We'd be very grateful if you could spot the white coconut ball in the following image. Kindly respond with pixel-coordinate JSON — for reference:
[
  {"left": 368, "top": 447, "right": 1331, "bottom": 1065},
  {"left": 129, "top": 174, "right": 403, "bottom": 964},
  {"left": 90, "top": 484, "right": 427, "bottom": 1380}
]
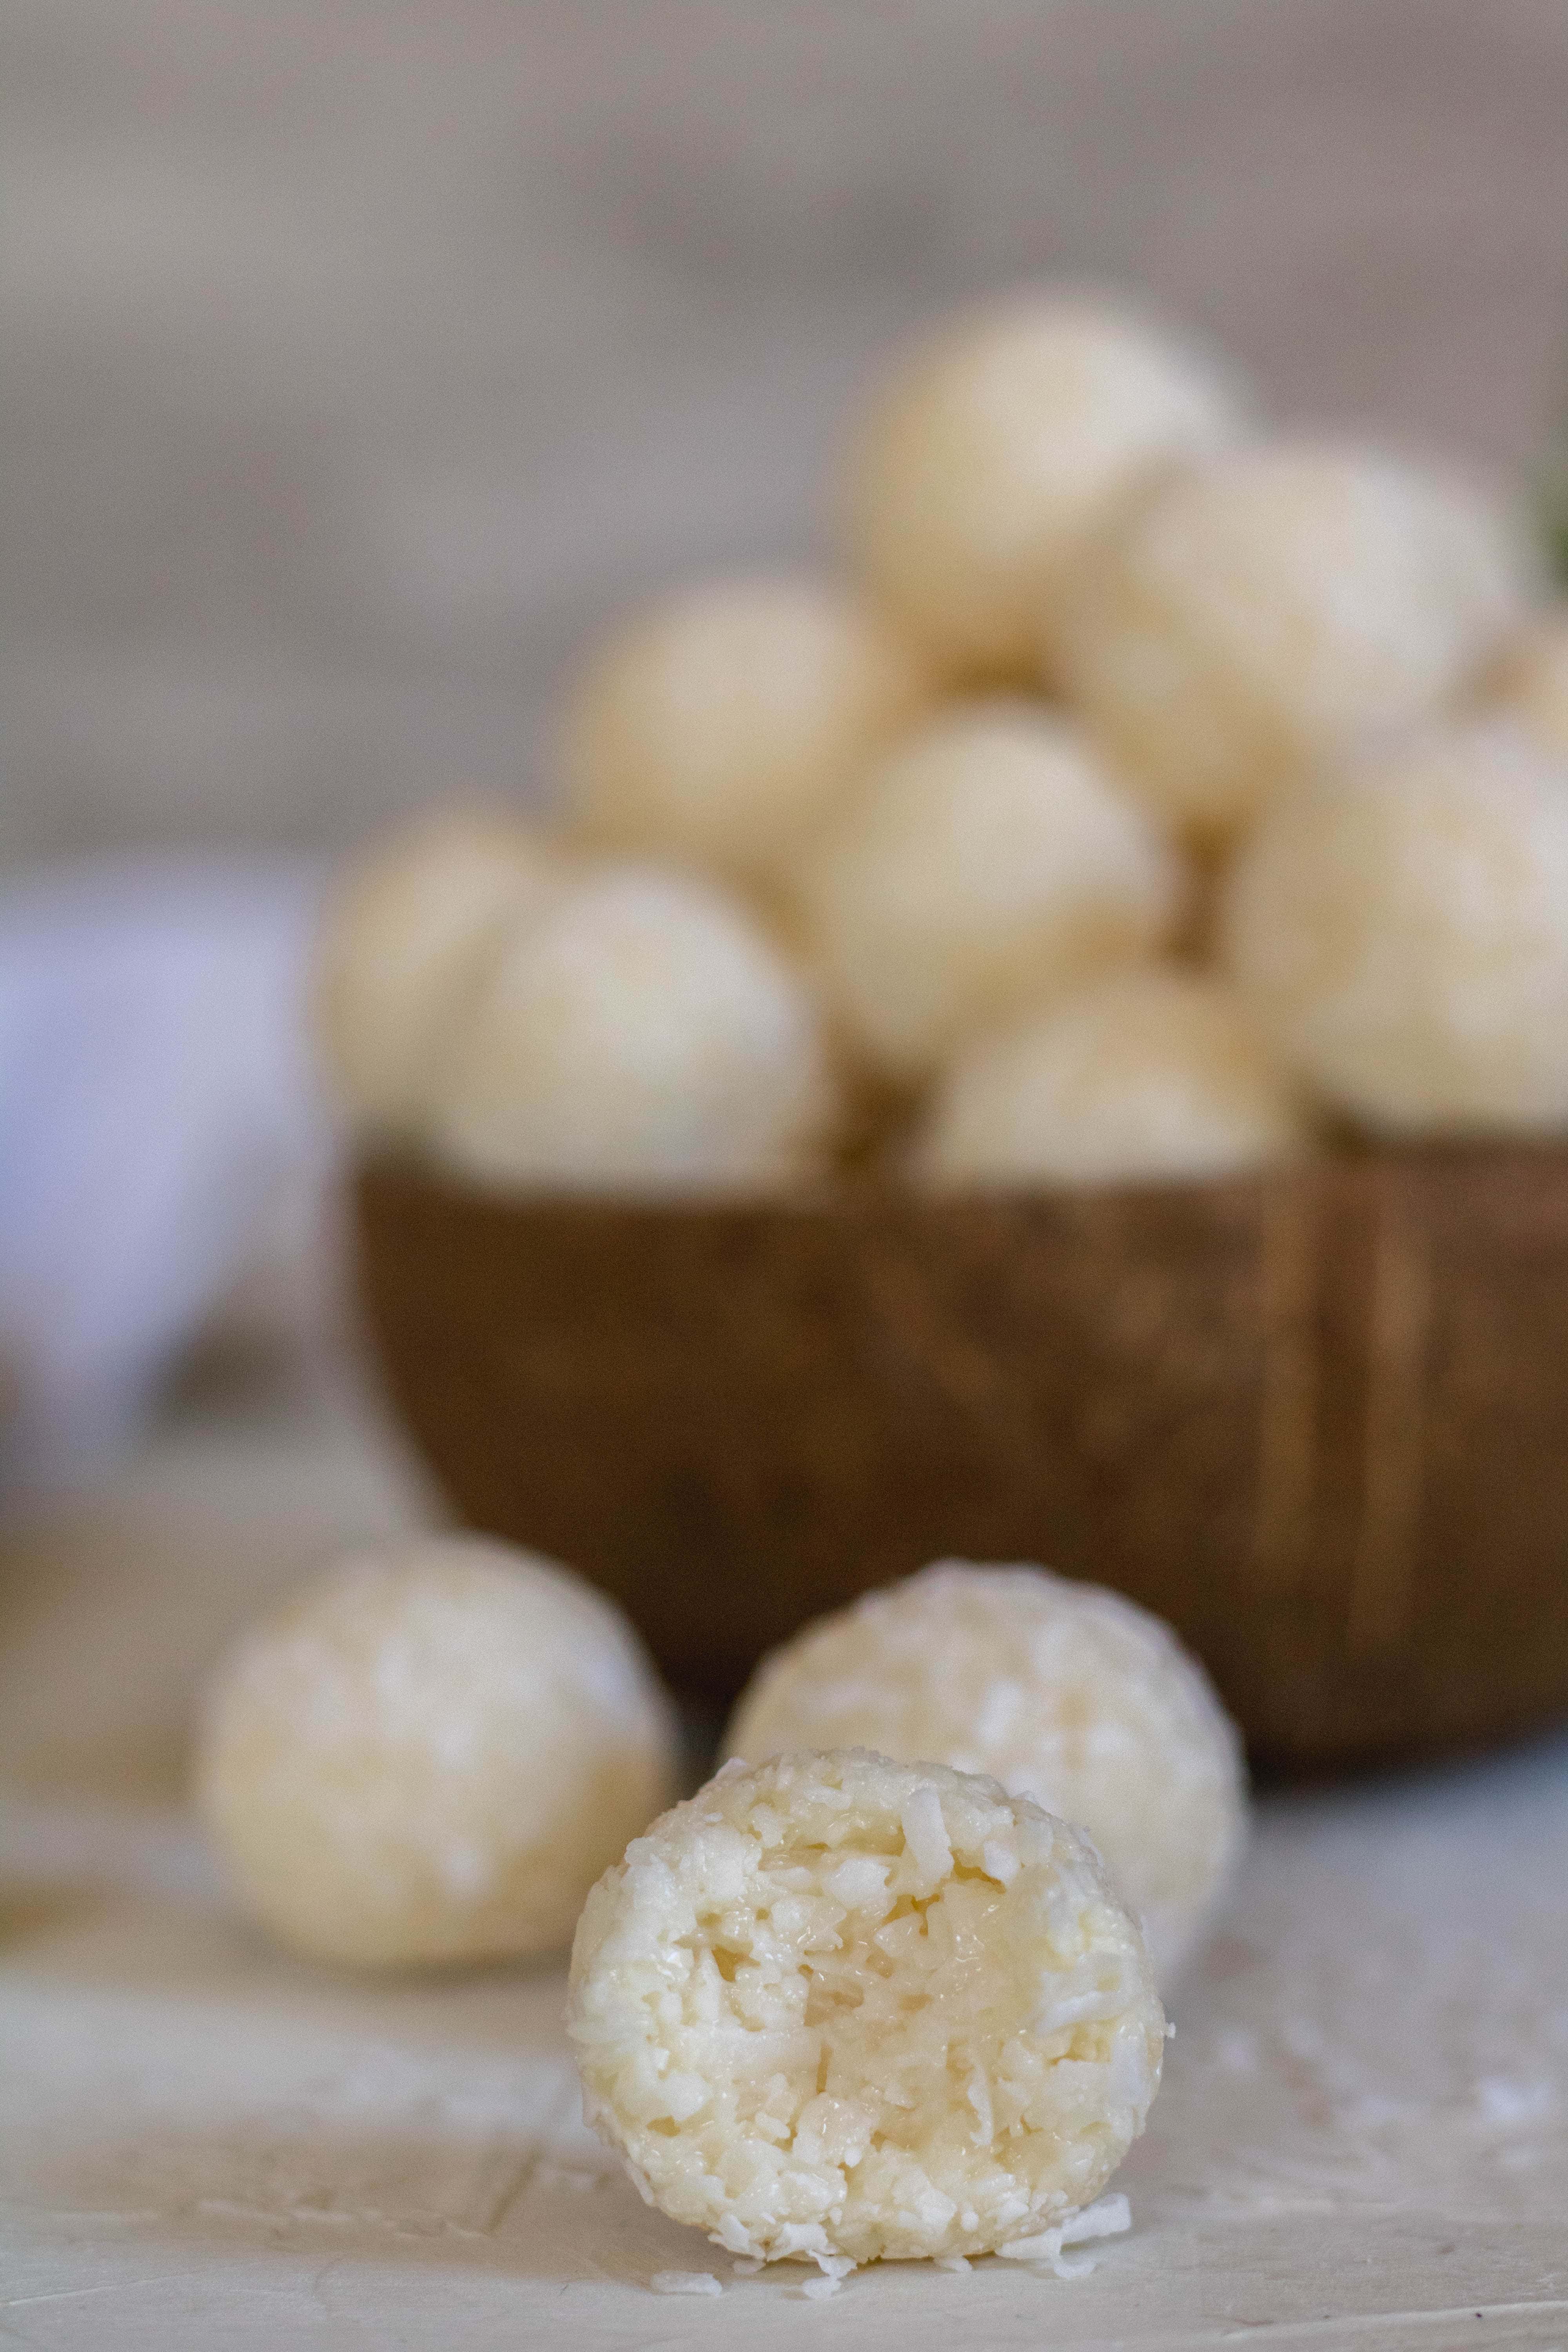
[
  {"left": 195, "top": 1534, "right": 679, "bottom": 1969},
  {"left": 1053, "top": 443, "right": 1537, "bottom": 838},
  {"left": 1220, "top": 719, "right": 1568, "bottom": 1135},
  {"left": 314, "top": 809, "right": 563, "bottom": 1141},
  {"left": 561, "top": 576, "right": 931, "bottom": 891},
  {"left": 912, "top": 967, "right": 1306, "bottom": 1189},
  {"left": 793, "top": 702, "right": 1180, "bottom": 1080},
  {"left": 568, "top": 1748, "right": 1164, "bottom": 2270},
  {"left": 1488, "top": 609, "right": 1568, "bottom": 762},
  {"left": 725, "top": 1564, "right": 1245, "bottom": 1985},
  {"left": 842, "top": 293, "right": 1240, "bottom": 681},
  {"left": 431, "top": 863, "right": 837, "bottom": 1192}
]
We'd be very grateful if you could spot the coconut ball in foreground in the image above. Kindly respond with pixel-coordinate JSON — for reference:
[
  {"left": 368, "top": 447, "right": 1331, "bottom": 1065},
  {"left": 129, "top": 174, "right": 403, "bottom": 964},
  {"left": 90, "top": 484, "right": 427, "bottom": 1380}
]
[
  {"left": 196, "top": 1534, "right": 678, "bottom": 1969},
  {"left": 726, "top": 1564, "right": 1246, "bottom": 1985},
  {"left": 431, "top": 864, "right": 837, "bottom": 1191},
  {"left": 1053, "top": 443, "right": 1536, "bottom": 839},
  {"left": 568, "top": 1749, "right": 1164, "bottom": 2270},
  {"left": 793, "top": 702, "right": 1180, "bottom": 1081},
  {"left": 912, "top": 967, "right": 1306, "bottom": 1189},
  {"left": 1488, "top": 608, "right": 1568, "bottom": 762},
  {"left": 1220, "top": 720, "right": 1568, "bottom": 1135},
  {"left": 314, "top": 809, "right": 564, "bottom": 1140},
  {"left": 842, "top": 293, "right": 1240, "bottom": 682},
  {"left": 561, "top": 575, "right": 931, "bottom": 893}
]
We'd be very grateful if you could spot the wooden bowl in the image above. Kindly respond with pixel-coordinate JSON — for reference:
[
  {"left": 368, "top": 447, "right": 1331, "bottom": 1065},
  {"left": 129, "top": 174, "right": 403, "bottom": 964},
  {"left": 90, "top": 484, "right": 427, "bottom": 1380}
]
[{"left": 354, "top": 1147, "right": 1568, "bottom": 1771}]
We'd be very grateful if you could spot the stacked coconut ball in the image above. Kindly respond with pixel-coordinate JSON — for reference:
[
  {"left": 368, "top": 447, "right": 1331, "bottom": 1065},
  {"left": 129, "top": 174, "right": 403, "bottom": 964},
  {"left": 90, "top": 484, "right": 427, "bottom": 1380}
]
[{"left": 315, "top": 290, "right": 1568, "bottom": 1189}]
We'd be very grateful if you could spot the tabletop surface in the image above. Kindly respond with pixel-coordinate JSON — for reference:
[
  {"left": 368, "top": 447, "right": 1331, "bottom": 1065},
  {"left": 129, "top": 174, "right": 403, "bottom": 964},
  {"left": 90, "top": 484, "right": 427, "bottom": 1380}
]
[{"left": 2, "top": 1372, "right": 1565, "bottom": 2350}]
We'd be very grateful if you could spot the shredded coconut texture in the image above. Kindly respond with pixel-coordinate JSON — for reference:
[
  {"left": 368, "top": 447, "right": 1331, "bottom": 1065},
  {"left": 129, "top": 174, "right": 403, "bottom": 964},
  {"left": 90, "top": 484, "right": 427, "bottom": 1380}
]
[
  {"left": 196, "top": 1535, "right": 678, "bottom": 1968},
  {"left": 430, "top": 863, "right": 838, "bottom": 1193},
  {"left": 911, "top": 966, "right": 1306, "bottom": 1187},
  {"left": 314, "top": 809, "right": 564, "bottom": 1140},
  {"left": 1220, "top": 718, "right": 1568, "bottom": 1134},
  {"left": 725, "top": 1564, "right": 1247, "bottom": 1985},
  {"left": 561, "top": 575, "right": 932, "bottom": 891},
  {"left": 793, "top": 701, "right": 1179, "bottom": 1080},
  {"left": 842, "top": 294, "right": 1240, "bottom": 682},
  {"left": 567, "top": 1749, "right": 1164, "bottom": 2269},
  {"left": 1053, "top": 442, "right": 1535, "bottom": 838}
]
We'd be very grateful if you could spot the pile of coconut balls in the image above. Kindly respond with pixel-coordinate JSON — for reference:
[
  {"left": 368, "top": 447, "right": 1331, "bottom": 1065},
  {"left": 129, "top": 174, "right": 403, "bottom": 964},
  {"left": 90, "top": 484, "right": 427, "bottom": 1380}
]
[
  {"left": 318, "top": 290, "right": 1568, "bottom": 1190},
  {"left": 196, "top": 1539, "right": 1244, "bottom": 2278}
]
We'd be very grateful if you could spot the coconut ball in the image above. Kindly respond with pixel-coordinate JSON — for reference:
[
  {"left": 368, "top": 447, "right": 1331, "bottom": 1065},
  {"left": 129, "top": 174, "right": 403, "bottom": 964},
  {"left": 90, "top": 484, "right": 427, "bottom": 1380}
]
[
  {"left": 842, "top": 294, "right": 1240, "bottom": 682},
  {"left": 912, "top": 967, "right": 1306, "bottom": 1189},
  {"left": 726, "top": 1565, "right": 1245, "bottom": 1985},
  {"left": 314, "top": 810, "right": 563, "bottom": 1141},
  {"left": 1220, "top": 719, "right": 1568, "bottom": 1135},
  {"left": 561, "top": 576, "right": 931, "bottom": 892},
  {"left": 431, "top": 864, "right": 837, "bottom": 1192},
  {"left": 568, "top": 1749, "right": 1163, "bottom": 2270},
  {"left": 1053, "top": 443, "right": 1537, "bottom": 839},
  {"left": 793, "top": 702, "right": 1180, "bottom": 1081},
  {"left": 195, "top": 1534, "right": 678, "bottom": 1969},
  {"left": 1489, "top": 609, "right": 1568, "bottom": 762}
]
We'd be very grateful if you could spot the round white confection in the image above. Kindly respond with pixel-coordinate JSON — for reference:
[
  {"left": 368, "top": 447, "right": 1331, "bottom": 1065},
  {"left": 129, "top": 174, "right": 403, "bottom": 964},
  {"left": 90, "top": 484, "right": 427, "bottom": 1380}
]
[
  {"left": 561, "top": 576, "right": 931, "bottom": 890},
  {"left": 1053, "top": 443, "right": 1537, "bottom": 838},
  {"left": 196, "top": 1535, "right": 678, "bottom": 1968},
  {"left": 726, "top": 1565, "right": 1245, "bottom": 1984},
  {"left": 314, "top": 810, "right": 563, "bottom": 1140},
  {"left": 431, "top": 864, "right": 837, "bottom": 1192},
  {"left": 567, "top": 1748, "right": 1164, "bottom": 2268},
  {"left": 1488, "top": 610, "right": 1568, "bottom": 762},
  {"left": 793, "top": 702, "right": 1180, "bottom": 1080},
  {"left": 911, "top": 967, "right": 1305, "bottom": 1188},
  {"left": 842, "top": 294, "right": 1240, "bottom": 681},
  {"left": 1220, "top": 719, "right": 1568, "bottom": 1134}
]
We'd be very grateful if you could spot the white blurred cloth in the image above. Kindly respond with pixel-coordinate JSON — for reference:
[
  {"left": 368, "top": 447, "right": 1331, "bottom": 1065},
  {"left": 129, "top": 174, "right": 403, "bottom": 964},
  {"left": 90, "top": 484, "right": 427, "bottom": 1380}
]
[{"left": 0, "top": 858, "right": 335, "bottom": 1485}]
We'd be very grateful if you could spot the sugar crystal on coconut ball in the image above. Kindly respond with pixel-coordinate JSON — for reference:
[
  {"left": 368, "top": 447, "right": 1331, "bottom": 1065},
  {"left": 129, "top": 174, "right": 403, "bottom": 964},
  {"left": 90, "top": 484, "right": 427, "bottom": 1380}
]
[
  {"left": 432, "top": 863, "right": 837, "bottom": 1191},
  {"left": 726, "top": 1565, "right": 1245, "bottom": 1985},
  {"left": 195, "top": 1535, "right": 679, "bottom": 1969},
  {"left": 568, "top": 1749, "right": 1164, "bottom": 2270},
  {"left": 1053, "top": 443, "right": 1537, "bottom": 839},
  {"left": 561, "top": 575, "right": 931, "bottom": 891},
  {"left": 912, "top": 967, "right": 1306, "bottom": 1188},
  {"left": 842, "top": 294, "right": 1240, "bottom": 682},
  {"left": 793, "top": 702, "right": 1180, "bottom": 1080},
  {"left": 1488, "top": 608, "right": 1568, "bottom": 762},
  {"left": 1220, "top": 719, "right": 1568, "bottom": 1135},
  {"left": 315, "top": 809, "right": 564, "bottom": 1140}
]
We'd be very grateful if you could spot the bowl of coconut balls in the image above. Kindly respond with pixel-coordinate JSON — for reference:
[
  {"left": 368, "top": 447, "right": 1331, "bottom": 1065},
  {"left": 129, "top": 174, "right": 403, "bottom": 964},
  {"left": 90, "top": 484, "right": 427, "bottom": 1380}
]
[{"left": 318, "top": 289, "right": 1568, "bottom": 1774}]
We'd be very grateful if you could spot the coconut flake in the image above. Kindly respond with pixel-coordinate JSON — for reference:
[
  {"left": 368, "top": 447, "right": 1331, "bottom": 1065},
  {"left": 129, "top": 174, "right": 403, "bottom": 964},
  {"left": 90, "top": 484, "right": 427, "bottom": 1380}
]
[
  {"left": 650, "top": 2270, "right": 723, "bottom": 2295},
  {"left": 900, "top": 1783, "right": 953, "bottom": 1882}
]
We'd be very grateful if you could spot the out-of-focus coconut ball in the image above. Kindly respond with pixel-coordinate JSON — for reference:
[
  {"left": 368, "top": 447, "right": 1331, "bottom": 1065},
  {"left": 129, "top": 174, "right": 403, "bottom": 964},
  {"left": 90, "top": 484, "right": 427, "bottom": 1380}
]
[
  {"left": 842, "top": 294, "right": 1240, "bottom": 682},
  {"left": 195, "top": 1534, "right": 679, "bottom": 1969},
  {"left": 432, "top": 864, "right": 837, "bottom": 1191},
  {"left": 912, "top": 967, "right": 1306, "bottom": 1188},
  {"left": 1053, "top": 443, "right": 1537, "bottom": 839},
  {"left": 561, "top": 576, "right": 931, "bottom": 891},
  {"left": 569, "top": 1749, "right": 1164, "bottom": 2270},
  {"left": 1488, "top": 609, "right": 1568, "bottom": 762},
  {"left": 725, "top": 1563, "right": 1245, "bottom": 1985},
  {"left": 1220, "top": 720, "right": 1568, "bottom": 1134},
  {"left": 793, "top": 702, "right": 1180, "bottom": 1081},
  {"left": 315, "top": 810, "right": 563, "bottom": 1140}
]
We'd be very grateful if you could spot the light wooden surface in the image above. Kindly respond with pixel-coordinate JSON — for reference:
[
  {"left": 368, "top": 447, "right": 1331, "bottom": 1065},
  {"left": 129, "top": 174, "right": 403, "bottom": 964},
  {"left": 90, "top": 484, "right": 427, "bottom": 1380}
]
[{"left": 2, "top": 1376, "right": 1566, "bottom": 2347}]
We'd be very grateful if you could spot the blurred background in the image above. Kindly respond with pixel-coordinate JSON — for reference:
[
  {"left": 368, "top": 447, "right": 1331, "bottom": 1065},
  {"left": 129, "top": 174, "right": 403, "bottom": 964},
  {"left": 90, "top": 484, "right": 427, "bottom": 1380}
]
[
  {"left": 6, "top": 0, "right": 1568, "bottom": 864},
  {"left": 4, "top": 0, "right": 1568, "bottom": 1474}
]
